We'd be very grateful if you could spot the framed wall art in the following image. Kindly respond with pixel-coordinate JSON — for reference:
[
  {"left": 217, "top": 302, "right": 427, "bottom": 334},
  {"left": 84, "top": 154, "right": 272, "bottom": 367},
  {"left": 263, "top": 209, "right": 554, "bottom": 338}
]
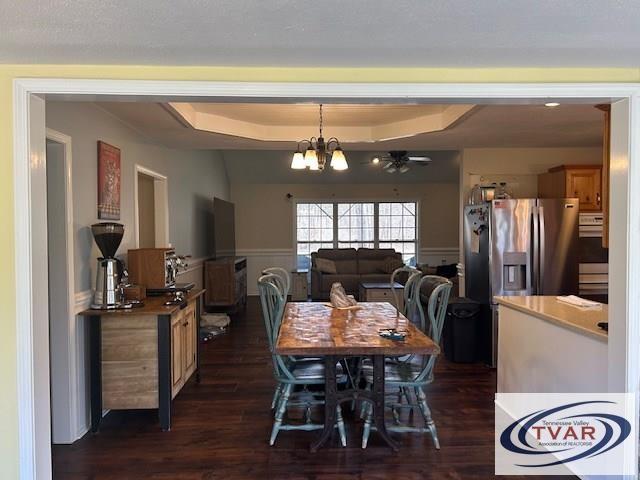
[{"left": 97, "top": 140, "right": 121, "bottom": 220}]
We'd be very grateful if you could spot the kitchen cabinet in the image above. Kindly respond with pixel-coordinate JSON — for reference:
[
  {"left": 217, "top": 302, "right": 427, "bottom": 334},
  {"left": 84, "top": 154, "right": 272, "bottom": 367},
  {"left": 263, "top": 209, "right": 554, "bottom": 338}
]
[
  {"left": 596, "top": 104, "right": 611, "bottom": 248},
  {"left": 81, "top": 290, "right": 204, "bottom": 432},
  {"left": 538, "top": 165, "right": 602, "bottom": 212},
  {"left": 171, "top": 302, "right": 197, "bottom": 398}
]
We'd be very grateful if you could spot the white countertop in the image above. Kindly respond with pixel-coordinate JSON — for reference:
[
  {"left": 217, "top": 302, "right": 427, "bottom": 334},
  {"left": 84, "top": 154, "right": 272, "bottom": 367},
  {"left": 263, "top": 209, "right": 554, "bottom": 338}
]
[{"left": 495, "top": 296, "right": 608, "bottom": 342}]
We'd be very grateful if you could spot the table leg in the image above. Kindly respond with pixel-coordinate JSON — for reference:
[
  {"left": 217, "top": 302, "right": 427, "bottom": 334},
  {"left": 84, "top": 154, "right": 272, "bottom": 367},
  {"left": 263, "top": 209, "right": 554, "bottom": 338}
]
[
  {"left": 157, "top": 314, "right": 172, "bottom": 432},
  {"left": 89, "top": 316, "right": 102, "bottom": 433},
  {"left": 371, "top": 354, "right": 399, "bottom": 451},
  {"left": 310, "top": 355, "right": 338, "bottom": 452}
]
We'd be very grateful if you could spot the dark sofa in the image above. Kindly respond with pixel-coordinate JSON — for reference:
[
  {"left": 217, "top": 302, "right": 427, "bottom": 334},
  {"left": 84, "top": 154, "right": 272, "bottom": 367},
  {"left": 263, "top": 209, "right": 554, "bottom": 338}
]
[{"left": 310, "top": 248, "right": 402, "bottom": 300}]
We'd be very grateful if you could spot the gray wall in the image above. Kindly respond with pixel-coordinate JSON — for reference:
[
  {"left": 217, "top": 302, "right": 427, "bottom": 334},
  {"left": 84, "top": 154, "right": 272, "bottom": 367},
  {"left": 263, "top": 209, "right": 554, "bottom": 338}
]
[{"left": 46, "top": 102, "right": 230, "bottom": 293}]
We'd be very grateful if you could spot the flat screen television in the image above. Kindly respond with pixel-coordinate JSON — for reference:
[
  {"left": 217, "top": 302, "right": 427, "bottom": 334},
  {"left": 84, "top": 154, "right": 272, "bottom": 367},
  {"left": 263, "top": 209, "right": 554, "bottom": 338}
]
[{"left": 211, "top": 198, "right": 236, "bottom": 259}]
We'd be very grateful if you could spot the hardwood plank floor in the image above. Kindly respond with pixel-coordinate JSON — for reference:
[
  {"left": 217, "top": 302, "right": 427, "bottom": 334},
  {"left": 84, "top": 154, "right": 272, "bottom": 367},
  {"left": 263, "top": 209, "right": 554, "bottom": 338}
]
[{"left": 52, "top": 298, "right": 569, "bottom": 479}]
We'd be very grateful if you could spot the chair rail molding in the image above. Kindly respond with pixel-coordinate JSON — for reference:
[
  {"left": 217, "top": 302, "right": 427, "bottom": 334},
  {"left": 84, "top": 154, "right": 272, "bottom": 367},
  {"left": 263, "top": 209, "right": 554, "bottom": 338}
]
[
  {"left": 12, "top": 78, "right": 640, "bottom": 479},
  {"left": 236, "top": 249, "right": 295, "bottom": 295}
]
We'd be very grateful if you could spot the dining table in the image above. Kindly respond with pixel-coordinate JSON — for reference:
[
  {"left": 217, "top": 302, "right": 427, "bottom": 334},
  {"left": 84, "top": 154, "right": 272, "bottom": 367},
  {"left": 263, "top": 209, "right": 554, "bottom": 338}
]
[{"left": 275, "top": 301, "right": 440, "bottom": 451}]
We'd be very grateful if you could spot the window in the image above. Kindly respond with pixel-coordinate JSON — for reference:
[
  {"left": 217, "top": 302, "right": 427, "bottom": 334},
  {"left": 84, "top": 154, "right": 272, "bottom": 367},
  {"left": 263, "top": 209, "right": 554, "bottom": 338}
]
[
  {"left": 338, "top": 203, "right": 375, "bottom": 250},
  {"left": 378, "top": 202, "right": 417, "bottom": 265},
  {"left": 295, "top": 201, "right": 418, "bottom": 269},
  {"left": 296, "top": 203, "right": 334, "bottom": 270}
]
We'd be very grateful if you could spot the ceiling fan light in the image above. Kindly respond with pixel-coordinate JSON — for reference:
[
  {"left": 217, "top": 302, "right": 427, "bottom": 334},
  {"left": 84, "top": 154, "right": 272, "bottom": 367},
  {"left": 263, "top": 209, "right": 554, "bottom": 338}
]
[
  {"left": 290, "top": 150, "right": 306, "bottom": 169},
  {"left": 372, "top": 157, "right": 380, "bottom": 164},
  {"left": 330, "top": 148, "right": 348, "bottom": 170},
  {"left": 305, "top": 147, "right": 319, "bottom": 170}
]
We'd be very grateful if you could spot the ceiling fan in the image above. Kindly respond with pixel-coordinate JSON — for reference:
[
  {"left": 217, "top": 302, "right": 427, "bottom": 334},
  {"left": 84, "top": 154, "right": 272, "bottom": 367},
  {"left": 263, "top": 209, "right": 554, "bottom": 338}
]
[{"left": 370, "top": 151, "right": 432, "bottom": 173}]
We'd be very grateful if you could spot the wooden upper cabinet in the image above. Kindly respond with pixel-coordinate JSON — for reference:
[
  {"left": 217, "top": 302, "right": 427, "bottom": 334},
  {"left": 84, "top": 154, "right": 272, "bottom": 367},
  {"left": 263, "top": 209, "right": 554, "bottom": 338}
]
[
  {"left": 538, "top": 165, "right": 603, "bottom": 212},
  {"left": 564, "top": 166, "right": 602, "bottom": 211}
]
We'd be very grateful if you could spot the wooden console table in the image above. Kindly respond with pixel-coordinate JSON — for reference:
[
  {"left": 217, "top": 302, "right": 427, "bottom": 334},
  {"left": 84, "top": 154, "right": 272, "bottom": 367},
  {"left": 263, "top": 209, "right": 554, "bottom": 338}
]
[{"left": 80, "top": 289, "right": 205, "bottom": 432}]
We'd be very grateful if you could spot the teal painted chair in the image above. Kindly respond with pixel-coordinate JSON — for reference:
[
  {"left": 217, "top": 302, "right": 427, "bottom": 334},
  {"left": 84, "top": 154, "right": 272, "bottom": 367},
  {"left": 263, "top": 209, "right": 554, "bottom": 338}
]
[
  {"left": 258, "top": 273, "right": 347, "bottom": 446},
  {"left": 357, "top": 267, "right": 422, "bottom": 419},
  {"left": 262, "top": 266, "right": 323, "bottom": 410},
  {"left": 360, "top": 274, "right": 452, "bottom": 449},
  {"left": 262, "top": 267, "right": 290, "bottom": 297}
]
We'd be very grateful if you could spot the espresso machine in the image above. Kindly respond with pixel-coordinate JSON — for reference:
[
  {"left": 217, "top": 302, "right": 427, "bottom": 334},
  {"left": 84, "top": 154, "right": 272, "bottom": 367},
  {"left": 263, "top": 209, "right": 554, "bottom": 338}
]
[{"left": 91, "top": 222, "right": 137, "bottom": 309}]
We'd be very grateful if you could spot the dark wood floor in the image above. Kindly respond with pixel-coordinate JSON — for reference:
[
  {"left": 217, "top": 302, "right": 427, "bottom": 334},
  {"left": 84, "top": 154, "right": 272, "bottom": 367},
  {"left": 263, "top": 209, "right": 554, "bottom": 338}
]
[{"left": 53, "top": 298, "right": 564, "bottom": 479}]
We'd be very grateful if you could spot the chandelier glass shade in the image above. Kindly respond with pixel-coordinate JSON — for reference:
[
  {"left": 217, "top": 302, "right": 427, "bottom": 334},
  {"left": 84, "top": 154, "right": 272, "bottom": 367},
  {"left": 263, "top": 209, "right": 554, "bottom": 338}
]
[{"left": 290, "top": 104, "right": 348, "bottom": 171}]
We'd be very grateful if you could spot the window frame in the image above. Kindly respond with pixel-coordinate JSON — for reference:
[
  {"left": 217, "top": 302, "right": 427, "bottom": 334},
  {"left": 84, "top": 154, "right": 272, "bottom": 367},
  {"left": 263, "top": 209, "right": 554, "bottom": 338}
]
[{"left": 293, "top": 197, "right": 420, "bottom": 269}]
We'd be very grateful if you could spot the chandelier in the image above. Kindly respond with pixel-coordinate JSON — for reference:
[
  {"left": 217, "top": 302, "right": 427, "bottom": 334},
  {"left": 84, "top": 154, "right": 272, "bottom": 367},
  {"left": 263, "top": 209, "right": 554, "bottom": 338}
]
[{"left": 290, "top": 104, "right": 348, "bottom": 171}]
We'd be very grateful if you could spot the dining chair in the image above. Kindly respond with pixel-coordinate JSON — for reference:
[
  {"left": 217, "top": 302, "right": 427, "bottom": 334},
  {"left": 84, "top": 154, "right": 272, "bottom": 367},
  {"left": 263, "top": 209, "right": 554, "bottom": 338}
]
[
  {"left": 262, "top": 267, "right": 291, "bottom": 298},
  {"left": 258, "top": 273, "right": 347, "bottom": 446},
  {"left": 360, "top": 274, "right": 452, "bottom": 449},
  {"left": 263, "top": 266, "right": 322, "bottom": 404},
  {"left": 390, "top": 265, "right": 423, "bottom": 319},
  {"left": 356, "top": 267, "right": 423, "bottom": 419}
]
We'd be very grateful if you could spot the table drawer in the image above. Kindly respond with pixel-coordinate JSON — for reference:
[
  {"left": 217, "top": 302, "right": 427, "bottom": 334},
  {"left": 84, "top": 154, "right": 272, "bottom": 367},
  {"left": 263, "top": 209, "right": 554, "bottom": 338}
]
[{"left": 366, "top": 289, "right": 393, "bottom": 301}]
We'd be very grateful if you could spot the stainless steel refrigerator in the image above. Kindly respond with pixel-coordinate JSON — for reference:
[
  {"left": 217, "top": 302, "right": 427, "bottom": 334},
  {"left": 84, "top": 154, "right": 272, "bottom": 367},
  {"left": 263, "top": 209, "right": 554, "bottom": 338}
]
[{"left": 463, "top": 198, "right": 579, "bottom": 366}]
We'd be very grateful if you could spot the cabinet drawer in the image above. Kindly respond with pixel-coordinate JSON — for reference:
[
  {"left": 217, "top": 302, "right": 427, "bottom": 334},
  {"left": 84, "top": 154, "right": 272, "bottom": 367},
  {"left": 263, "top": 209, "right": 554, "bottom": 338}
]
[{"left": 366, "top": 289, "right": 392, "bottom": 301}]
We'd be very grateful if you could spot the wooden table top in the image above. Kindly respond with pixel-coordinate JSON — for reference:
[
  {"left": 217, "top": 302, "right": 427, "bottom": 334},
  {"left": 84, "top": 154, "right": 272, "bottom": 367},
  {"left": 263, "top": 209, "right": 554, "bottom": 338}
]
[
  {"left": 79, "top": 289, "right": 205, "bottom": 317},
  {"left": 275, "top": 302, "right": 440, "bottom": 356}
]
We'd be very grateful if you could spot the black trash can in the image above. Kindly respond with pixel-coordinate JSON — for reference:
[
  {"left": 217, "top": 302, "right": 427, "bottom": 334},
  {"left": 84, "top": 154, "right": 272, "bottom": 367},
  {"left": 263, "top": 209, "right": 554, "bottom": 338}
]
[{"left": 443, "top": 297, "right": 481, "bottom": 363}]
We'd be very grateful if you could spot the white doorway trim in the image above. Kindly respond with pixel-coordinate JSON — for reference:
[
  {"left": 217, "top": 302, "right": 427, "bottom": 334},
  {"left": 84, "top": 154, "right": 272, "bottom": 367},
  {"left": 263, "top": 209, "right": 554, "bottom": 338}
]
[
  {"left": 133, "top": 164, "right": 169, "bottom": 248},
  {"left": 13, "top": 79, "right": 640, "bottom": 479},
  {"left": 45, "top": 128, "right": 80, "bottom": 444}
]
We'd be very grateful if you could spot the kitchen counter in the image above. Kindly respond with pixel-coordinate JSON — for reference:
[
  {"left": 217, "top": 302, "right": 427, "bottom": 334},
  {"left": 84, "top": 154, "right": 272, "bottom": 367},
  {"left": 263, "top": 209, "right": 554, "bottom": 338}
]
[
  {"left": 80, "top": 289, "right": 205, "bottom": 432},
  {"left": 494, "top": 295, "right": 607, "bottom": 342},
  {"left": 496, "top": 295, "right": 608, "bottom": 393}
]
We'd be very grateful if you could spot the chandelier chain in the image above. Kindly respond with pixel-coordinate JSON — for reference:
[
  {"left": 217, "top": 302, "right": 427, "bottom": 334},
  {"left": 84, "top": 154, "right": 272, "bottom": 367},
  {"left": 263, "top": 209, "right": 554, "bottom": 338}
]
[{"left": 319, "top": 104, "right": 323, "bottom": 138}]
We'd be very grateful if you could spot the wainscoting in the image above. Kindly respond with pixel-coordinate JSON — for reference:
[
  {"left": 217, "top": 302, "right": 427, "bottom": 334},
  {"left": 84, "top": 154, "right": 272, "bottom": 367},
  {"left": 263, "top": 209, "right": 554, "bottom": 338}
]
[
  {"left": 238, "top": 248, "right": 459, "bottom": 296},
  {"left": 237, "top": 249, "right": 295, "bottom": 296}
]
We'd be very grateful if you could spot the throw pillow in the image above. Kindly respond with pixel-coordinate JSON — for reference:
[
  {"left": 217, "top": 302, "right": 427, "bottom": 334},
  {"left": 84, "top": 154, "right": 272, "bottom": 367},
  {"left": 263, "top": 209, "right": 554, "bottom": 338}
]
[
  {"left": 379, "top": 256, "right": 405, "bottom": 274},
  {"left": 315, "top": 257, "right": 338, "bottom": 274}
]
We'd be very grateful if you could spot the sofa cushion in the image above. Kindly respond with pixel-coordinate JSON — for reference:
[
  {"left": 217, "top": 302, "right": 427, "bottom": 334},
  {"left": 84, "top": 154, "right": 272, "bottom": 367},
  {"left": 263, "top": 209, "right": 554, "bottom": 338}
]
[
  {"left": 357, "top": 248, "right": 400, "bottom": 274},
  {"left": 313, "top": 248, "right": 358, "bottom": 274},
  {"left": 315, "top": 257, "right": 337, "bottom": 274},
  {"left": 360, "top": 273, "right": 393, "bottom": 284},
  {"left": 379, "top": 256, "right": 406, "bottom": 274},
  {"left": 321, "top": 274, "right": 360, "bottom": 295}
]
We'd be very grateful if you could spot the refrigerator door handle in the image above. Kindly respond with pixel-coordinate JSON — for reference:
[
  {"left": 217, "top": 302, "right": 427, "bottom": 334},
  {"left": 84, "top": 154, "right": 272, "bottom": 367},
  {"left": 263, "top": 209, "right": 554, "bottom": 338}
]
[
  {"left": 532, "top": 206, "right": 539, "bottom": 294},
  {"left": 538, "top": 205, "right": 545, "bottom": 294}
]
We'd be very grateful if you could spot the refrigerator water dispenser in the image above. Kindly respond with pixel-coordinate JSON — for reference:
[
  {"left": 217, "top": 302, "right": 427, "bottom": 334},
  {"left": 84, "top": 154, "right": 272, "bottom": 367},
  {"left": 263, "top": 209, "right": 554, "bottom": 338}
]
[{"left": 502, "top": 252, "right": 527, "bottom": 291}]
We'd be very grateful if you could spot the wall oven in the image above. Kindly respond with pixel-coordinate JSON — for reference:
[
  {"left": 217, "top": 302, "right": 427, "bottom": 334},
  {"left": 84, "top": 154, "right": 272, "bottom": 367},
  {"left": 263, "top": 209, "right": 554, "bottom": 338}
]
[{"left": 578, "top": 213, "right": 608, "bottom": 303}]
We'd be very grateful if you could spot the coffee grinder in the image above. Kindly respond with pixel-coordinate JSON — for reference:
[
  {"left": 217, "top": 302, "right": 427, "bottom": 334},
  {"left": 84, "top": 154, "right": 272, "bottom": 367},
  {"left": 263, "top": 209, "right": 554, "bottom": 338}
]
[{"left": 91, "top": 222, "right": 130, "bottom": 309}]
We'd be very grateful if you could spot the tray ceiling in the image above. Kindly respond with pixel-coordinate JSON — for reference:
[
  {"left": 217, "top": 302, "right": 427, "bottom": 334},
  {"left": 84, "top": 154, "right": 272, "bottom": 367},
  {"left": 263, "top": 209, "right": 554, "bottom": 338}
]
[{"left": 92, "top": 101, "right": 604, "bottom": 150}]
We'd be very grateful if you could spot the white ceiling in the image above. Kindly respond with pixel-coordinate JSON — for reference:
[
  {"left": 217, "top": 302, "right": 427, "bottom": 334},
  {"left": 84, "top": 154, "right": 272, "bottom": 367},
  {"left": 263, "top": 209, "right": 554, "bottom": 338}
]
[
  {"left": 2, "top": 1, "right": 640, "bottom": 66},
  {"left": 93, "top": 101, "right": 604, "bottom": 150}
]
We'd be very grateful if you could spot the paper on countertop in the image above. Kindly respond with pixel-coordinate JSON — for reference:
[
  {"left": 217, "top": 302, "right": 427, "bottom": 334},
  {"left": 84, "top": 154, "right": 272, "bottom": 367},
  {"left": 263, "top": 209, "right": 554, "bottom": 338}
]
[
  {"left": 556, "top": 295, "right": 603, "bottom": 310},
  {"left": 471, "top": 232, "right": 480, "bottom": 254}
]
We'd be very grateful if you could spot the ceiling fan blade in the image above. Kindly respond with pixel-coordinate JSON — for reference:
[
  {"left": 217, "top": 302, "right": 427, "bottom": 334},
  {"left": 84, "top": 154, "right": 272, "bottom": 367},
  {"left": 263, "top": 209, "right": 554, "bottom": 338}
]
[
  {"left": 382, "top": 161, "right": 394, "bottom": 170},
  {"left": 407, "top": 156, "right": 431, "bottom": 163}
]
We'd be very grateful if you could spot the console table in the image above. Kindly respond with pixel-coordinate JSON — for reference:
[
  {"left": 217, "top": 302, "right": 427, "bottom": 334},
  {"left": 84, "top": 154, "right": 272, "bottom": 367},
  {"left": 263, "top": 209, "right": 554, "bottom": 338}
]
[{"left": 80, "top": 289, "right": 204, "bottom": 432}]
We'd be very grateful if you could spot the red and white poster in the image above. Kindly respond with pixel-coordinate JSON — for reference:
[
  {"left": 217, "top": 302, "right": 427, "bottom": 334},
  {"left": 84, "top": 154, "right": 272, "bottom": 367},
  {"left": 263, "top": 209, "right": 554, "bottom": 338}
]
[{"left": 97, "top": 141, "right": 121, "bottom": 220}]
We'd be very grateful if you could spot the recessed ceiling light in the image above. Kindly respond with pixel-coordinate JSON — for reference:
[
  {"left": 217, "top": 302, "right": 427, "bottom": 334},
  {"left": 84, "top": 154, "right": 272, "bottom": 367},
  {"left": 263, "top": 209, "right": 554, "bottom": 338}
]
[{"left": 545, "top": 102, "right": 560, "bottom": 107}]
